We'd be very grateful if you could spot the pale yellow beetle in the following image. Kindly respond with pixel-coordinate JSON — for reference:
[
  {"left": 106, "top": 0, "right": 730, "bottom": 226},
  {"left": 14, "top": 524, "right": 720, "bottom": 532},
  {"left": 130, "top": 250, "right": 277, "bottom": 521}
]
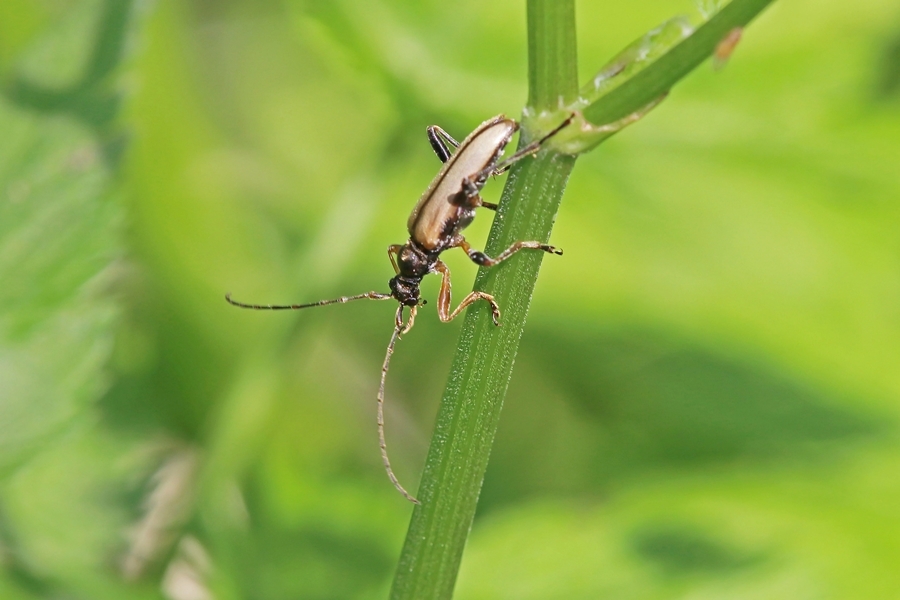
[{"left": 227, "top": 113, "right": 573, "bottom": 503}]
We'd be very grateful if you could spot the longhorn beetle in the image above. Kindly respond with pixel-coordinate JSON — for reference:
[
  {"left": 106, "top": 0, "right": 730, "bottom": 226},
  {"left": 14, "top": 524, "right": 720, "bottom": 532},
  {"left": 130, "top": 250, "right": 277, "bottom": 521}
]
[{"left": 226, "top": 113, "right": 573, "bottom": 503}]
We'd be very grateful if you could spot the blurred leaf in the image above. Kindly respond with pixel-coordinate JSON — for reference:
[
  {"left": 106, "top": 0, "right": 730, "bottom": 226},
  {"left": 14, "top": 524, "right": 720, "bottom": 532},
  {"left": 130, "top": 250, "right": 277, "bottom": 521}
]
[
  {"left": 541, "top": 35, "right": 900, "bottom": 413},
  {"left": 6, "top": 0, "right": 105, "bottom": 90},
  {"left": 878, "top": 26, "right": 900, "bottom": 98},
  {"left": 3, "top": 424, "right": 163, "bottom": 600},
  {"left": 0, "top": 0, "right": 149, "bottom": 597},
  {"left": 0, "top": 93, "right": 157, "bottom": 596},
  {"left": 0, "top": 0, "right": 50, "bottom": 75},
  {"left": 480, "top": 327, "right": 888, "bottom": 507},
  {"left": 0, "top": 98, "right": 118, "bottom": 473},
  {"left": 290, "top": 0, "right": 528, "bottom": 122},
  {"left": 457, "top": 450, "right": 900, "bottom": 598},
  {"left": 4, "top": 0, "right": 136, "bottom": 131}
]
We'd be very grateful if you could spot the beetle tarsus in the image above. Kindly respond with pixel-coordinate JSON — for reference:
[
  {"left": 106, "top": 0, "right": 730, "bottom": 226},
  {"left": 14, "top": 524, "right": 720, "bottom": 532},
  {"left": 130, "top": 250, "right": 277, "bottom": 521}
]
[
  {"left": 459, "top": 239, "right": 563, "bottom": 268},
  {"left": 489, "top": 303, "right": 501, "bottom": 327}
]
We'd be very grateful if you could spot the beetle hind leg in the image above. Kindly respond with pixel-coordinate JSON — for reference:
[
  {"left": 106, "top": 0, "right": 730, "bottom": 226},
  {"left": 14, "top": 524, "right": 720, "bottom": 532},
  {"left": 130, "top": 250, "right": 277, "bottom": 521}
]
[
  {"left": 427, "top": 125, "right": 460, "bottom": 163},
  {"left": 458, "top": 238, "right": 562, "bottom": 268}
]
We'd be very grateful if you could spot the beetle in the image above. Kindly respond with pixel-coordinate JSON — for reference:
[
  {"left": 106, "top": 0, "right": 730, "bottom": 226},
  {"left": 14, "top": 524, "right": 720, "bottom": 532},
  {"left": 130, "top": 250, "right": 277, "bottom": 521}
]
[{"left": 226, "top": 113, "right": 573, "bottom": 503}]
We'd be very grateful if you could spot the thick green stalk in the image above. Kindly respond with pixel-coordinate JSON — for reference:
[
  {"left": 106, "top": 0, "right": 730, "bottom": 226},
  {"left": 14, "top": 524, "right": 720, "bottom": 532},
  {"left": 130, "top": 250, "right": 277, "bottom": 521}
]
[
  {"left": 527, "top": 0, "right": 578, "bottom": 109},
  {"left": 389, "top": 2, "right": 578, "bottom": 599},
  {"left": 390, "top": 0, "right": 779, "bottom": 597},
  {"left": 390, "top": 154, "right": 575, "bottom": 600}
]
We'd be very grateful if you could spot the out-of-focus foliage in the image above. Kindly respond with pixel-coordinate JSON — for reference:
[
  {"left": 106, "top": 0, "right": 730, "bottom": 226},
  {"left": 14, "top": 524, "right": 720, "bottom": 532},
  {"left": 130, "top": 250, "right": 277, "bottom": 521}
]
[{"left": 0, "top": 0, "right": 898, "bottom": 599}]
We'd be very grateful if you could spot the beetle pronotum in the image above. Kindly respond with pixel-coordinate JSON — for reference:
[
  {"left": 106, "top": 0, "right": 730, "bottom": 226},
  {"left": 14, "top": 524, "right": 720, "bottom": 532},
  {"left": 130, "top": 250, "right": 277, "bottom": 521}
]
[{"left": 226, "top": 114, "right": 573, "bottom": 503}]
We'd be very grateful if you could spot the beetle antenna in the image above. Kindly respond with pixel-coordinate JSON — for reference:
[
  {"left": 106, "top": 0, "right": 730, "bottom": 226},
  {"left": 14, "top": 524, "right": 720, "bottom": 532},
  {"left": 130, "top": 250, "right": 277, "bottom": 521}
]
[
  {"left": 225, "top": 291, "right": 393, "bottom": 310},
  {"left": 378, "top": 305, "right": 420, "bottom": 504}
]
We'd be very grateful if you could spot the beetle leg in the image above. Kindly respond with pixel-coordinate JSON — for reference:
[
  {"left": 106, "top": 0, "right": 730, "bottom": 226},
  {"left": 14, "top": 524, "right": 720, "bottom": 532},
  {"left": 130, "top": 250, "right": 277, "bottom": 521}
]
[
  {"left": 457, "top": 178, "right": 498, "bottom": 210},
  {"left": 461, "top": 192, "right": 497, "bottom": 211},
  {"left": 387, "top": 244, "right": 404, "bottom": 274},
  {"left": 458, "top": 238, "right": 562, "bottom": 268},
  {"left": 461, "top": 176, "right": 482, "bottom": 199},
  {"left": 427, "top": 125, "right": 460, "bottom": 163},
  {"left": 434, "top": 260, "right": 500, "bottom": 326},
  {"left": 429, "top": 120, "right": 516, "bottom": 175}
]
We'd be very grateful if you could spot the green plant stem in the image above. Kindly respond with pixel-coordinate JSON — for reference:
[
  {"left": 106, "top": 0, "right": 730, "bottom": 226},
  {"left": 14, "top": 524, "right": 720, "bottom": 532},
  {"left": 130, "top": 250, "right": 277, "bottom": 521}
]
[
  {"left": 391, "top": 151, "right": 576, "bottom": 600},
  {"left": 389, "top": 2, "right": 577, "bottom": 598},
  {"left": 527, "top": 0, "right": 578, "bottom": 109},
  {"left": 584, "top": 0, "right": 776, "bottom": 124},
  {"left": 390, "top": 0, "right": 779, "bottom": 597}
]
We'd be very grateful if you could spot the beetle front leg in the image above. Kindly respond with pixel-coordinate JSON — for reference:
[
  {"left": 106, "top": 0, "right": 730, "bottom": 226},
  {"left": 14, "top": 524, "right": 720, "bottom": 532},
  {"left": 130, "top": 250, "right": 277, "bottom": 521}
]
[
  {"left": 458, "top": 238, "right": 562, "bottom": 267},
  {"left": 434, "top": 260, "right": 500, "bottom": 326},
  {"left": 387, "top": 244, "right": 404, "bottom": 274}
]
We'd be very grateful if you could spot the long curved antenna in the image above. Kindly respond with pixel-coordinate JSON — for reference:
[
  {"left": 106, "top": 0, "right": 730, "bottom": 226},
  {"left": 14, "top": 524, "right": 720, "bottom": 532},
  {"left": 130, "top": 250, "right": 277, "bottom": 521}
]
[
  {"left": 378, "top": 305, "right": 420, "bottom": 504},
  {"left": 225, "top": 291, "right": 392, "bottom": 310}
]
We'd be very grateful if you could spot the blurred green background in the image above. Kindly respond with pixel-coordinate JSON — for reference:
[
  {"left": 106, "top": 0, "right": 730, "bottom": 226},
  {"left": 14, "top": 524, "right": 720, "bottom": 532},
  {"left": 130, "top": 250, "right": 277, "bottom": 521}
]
[{"left": 2, "top": 0, "right": 900, "bottom": 598}]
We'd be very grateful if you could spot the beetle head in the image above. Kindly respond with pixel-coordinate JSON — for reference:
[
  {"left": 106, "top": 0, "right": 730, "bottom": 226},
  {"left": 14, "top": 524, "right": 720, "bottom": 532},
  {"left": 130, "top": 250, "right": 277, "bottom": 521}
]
[{"left": 389, "top": 275, "right": 422, "bottom": 307}]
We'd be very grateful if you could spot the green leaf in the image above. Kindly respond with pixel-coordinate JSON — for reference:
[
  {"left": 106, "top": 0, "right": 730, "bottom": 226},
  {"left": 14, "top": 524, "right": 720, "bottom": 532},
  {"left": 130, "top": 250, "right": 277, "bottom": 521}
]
[
  {"left": 8, "top": 0, "right": 106, "bottom": 90},
  {"left": 0, "top": 99, "right": 118, "bottom": 473},
  {"left": 0, "top": 1, "right": 141, "bottom": 597},
  {"left": 534, "top": 0, "right": 777, "bottom": 154},
  {"left": 0, "top": 96, "right": 150, "bottom": 599},
  {"left": 582, "top": 0, "right": 776, "bottom": 126},
  {"left": 456, "top": 448, "right": 900, "bottom": 598}
]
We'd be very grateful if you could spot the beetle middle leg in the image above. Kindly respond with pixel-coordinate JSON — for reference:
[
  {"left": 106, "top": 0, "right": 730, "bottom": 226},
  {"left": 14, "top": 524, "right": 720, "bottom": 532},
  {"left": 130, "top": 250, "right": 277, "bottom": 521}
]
[
  {"left": 470, "top": 195, "right": 498, "bottom": 211},
  {"left": 434, "top": 260, "right": 501, "bottom": 326},
  {"left": 457, "top": 238, "right": 562, "bottom": 268}
]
